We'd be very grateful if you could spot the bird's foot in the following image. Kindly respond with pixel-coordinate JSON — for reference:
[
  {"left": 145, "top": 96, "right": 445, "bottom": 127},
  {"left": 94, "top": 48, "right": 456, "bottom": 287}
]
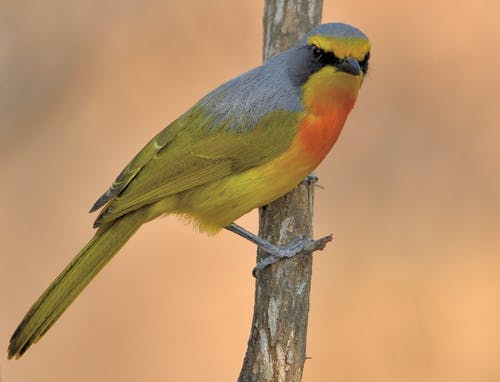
[
  {"left": 253, "top": 234, "right": 332, "bottom": 276},
  {"left": 225, "top": 223, "right": 332, "bottom": 277},
  {"left": 304, "top": 172, "right": 318, "bottom": 184},
  {"left": 303, "top": 172, "right": 325, "bottom": 189}
]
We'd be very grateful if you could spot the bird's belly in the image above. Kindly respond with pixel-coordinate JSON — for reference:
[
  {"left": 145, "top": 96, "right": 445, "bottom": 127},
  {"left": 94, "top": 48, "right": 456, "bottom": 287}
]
[{"left": 177, "top": 144, "right": 314, "bottom": 232}]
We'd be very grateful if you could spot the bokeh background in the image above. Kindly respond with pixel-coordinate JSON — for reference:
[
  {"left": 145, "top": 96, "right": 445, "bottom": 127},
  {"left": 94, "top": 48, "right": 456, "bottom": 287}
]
[{"left": 1, "top": 1, "right": 499, "bottom": 381}]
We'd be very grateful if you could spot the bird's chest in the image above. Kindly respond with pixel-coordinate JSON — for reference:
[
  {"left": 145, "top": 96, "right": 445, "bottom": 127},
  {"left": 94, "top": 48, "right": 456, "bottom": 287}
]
[
  {"left": 297, "top": 102, "right": 354, "bottom": 167},
  {"left": 297, "top": 68, "right": 361, "bottom": 166}
]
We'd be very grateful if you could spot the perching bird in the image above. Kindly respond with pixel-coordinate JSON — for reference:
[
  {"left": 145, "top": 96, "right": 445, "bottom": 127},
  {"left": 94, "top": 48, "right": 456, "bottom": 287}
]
[{"left": 8, "top": 22, "right": 370, "bottom": 359}]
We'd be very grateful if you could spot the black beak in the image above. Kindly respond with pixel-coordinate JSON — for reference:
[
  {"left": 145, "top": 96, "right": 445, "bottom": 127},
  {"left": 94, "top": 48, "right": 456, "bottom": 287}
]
[{"left": 336, "top": 56, "right": 361, "bottom": 76}]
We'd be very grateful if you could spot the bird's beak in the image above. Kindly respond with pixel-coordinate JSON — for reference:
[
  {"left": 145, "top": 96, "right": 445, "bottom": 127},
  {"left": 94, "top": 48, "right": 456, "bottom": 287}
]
[{"left": 336, "top": 56, "right": 361, "bottom": 76}]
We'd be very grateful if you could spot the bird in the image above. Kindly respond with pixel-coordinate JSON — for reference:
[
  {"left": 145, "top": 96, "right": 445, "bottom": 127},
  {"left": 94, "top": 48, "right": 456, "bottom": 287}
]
[{"left": 8, "top": 22, "right": 370, "bottom": 359}]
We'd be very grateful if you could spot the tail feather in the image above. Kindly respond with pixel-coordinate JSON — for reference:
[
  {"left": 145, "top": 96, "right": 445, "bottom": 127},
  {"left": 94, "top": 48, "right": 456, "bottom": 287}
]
[{"left": 8, "top": 213, "right": 143, "bottom": 359}]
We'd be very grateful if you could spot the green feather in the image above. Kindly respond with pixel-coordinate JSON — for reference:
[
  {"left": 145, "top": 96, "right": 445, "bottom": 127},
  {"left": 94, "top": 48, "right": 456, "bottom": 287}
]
[
  {"left": 94, "top": 108, "right": 300, "bottom": 226},
  {"left": 7, "top": 210, "right": 151, "bottom": 359}
]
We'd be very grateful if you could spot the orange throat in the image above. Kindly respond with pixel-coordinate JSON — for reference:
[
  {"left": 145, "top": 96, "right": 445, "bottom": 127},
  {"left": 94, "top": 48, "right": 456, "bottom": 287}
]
[{"left": 297, "top": 71, "right": 362, "bottom": 167}]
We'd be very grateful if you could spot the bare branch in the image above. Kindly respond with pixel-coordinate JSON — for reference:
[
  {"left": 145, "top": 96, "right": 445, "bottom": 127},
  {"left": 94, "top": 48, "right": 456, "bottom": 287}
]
[{"left": 239, "top": 3, "right": 325, "bottom": 376}]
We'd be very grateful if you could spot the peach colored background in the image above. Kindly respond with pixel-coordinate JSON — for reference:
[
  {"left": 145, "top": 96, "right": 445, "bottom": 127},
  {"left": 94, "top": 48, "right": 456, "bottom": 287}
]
[{"left": 2, "top": 1, "right": 499, "bottom": 381}]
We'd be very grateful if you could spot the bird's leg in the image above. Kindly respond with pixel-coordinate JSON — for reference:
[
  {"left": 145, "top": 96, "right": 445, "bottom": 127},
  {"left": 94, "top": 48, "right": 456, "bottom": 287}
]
[
  {"left": 305, "top": 172, "right": 318, "bottom": 183},
  {"left": 225, "top": 223, "right": 332, "bottom": 275}
]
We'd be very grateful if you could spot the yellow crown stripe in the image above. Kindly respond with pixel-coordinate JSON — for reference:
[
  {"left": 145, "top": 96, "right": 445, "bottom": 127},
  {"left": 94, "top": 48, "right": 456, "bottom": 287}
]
[{"left": 307, "top": 35, "right": 370, "bottom": 61}]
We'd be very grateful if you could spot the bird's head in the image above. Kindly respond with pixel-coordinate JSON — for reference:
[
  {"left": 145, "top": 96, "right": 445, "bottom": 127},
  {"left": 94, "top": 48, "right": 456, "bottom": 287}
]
[{"left": 288, "top": 23, "right": 371, "bottom": 113}]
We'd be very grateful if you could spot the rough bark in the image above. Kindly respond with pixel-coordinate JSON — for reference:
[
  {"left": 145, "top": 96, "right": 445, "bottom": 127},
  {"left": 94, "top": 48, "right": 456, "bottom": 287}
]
[{"left": 238, "top": 1, "right": 324, "bottom": 381}]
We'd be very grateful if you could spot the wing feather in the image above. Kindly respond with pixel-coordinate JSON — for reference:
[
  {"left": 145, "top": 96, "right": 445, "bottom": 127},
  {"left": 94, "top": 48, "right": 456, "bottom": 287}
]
[
  {"left": 92, "top": 106, "right": 301, "bottom": 227},
  {"left": 90, "top": 116, "right": 186, "bottom": 212}
]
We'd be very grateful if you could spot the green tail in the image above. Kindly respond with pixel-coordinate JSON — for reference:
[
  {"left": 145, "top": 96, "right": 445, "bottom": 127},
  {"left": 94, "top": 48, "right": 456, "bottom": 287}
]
[{"left": 8, "top": 213, "right": 144, "bottom": 359}]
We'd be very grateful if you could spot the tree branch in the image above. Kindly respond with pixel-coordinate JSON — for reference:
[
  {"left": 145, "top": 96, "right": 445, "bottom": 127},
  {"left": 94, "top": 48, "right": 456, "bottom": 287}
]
[{"left": 238, "top": 1, "right": 324, "bottom": 381}]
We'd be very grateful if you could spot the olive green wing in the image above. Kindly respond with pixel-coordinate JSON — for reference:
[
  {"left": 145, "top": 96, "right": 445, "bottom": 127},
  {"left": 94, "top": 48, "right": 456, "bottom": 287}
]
[
  {"left": 90, "top": 113, "right": 187, "bottom": 213},
  {"left": 92, "top": 107, "right": 301, "bottom": 227}
]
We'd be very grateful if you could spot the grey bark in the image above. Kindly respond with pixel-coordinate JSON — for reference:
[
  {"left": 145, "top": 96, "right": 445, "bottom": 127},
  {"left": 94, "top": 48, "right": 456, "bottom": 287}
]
[{"left": 238, "top": 1, "right": 325, "bottom": 381}]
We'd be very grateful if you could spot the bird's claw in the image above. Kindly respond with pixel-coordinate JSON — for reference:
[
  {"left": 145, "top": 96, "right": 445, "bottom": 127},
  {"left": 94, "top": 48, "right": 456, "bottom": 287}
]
[
  {"left": 304, "top": 173, "right": 318, "bottom": 184},
  {"left": 252, "top": 234, "right": 332, "bottom": 276}
]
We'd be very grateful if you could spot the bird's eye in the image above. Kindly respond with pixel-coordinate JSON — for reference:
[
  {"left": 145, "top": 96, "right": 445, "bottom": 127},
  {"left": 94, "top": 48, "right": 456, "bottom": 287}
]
[{"left": 311, "top": 45, "right": 323, "bottom": 62}]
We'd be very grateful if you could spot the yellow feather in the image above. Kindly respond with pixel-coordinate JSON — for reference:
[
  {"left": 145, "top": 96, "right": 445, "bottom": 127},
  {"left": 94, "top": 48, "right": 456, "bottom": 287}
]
[{"left": 307, "top": 35, "right": 370, "bottom": 60}]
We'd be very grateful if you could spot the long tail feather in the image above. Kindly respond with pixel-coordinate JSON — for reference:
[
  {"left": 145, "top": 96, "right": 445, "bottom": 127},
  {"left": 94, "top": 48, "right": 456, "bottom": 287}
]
[{"left": 8, "top": 213, "right": 144, "bottom": 359}]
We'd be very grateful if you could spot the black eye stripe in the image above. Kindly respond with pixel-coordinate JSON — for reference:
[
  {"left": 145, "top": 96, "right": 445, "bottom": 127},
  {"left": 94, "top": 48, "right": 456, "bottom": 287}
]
[
  {"left": 308, "top": 45, "right": 370, "bottom": 74},
  {"left": 310, "top": 45, "right": 341, "bottom": 66},
  {"left": 320, "top": 51, "right": 341, "bottom": 66},
  {"left": 359, "top": 52, "right": 370, "bottom": 73}
]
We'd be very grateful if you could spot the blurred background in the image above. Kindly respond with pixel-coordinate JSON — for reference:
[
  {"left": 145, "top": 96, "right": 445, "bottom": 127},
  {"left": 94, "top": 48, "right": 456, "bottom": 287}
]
[{"left": 1, "top": 1, "right": 499, "bottom": 381}]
